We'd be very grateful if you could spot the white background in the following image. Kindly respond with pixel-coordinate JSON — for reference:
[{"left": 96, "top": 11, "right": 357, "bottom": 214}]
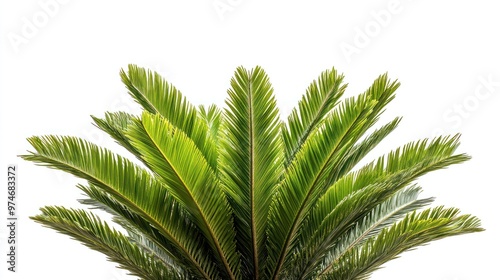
[{"left": 1, "top": 1, "right": 498, "bottom": 279}]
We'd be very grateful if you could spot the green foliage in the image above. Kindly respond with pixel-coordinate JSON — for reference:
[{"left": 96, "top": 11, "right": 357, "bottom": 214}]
[{"left": 23, "top": 65, "right": 483, "bottom": 280}]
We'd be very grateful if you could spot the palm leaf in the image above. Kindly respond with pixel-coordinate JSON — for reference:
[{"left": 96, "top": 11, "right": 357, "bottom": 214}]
[
  {"left": 328, "top": 117, "right": 401, "bottom": 183},
  {"left": 321, "top": 74, "right": 400, "bottom": 188},
  {"left": 295, "top": 186, "right": 433, "bottom": 279},
  {"left": 282, "top": 67, "right": 347, "bottom": 166},
  {"left": 91, "top": 111, "right": 140, "bottom": 157},
  {"left": 120, "top": 64, "right": 218, "bottom": 171},
  {"left": 77, "top": 183, "right": 193, "bottom": 276},
  {"left": 310, "top": 135, "right": 469, "bottom": 235},
  {"left": 31, "top": 206, "right": 186, "bottom": 280},
  {"left": 218, "top": 66, "right": 284, "bottom": 279},
  {"left": 126, "top": 112, "right": 240, "bottom": 280},
  {"left": 320, "top": 206, "right": 483, "bottom": 280},
  {"left": 267, "top": 75, "right": 399, "bottom": 280},
  {"left": 293, "top": 135, "right": 470, "bottom": 278},
  {"left": 21, "top": 136, "right": 219, "bottom": 279}
]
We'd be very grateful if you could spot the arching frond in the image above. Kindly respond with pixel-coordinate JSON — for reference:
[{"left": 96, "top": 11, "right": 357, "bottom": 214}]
[
  {"left": 126, "top": 112, "right": 240, "bottom": 280},
  {"left": 293, "top": 135, "right": 470, "bottom": 278},
  {"left": 77, "top": 183, "right": 192, "bottom": 276},
  {"left": 91, "top": 111, "right": 139, "bottom": 157},
  {"left": 282, "top": 67, "right": 347, "bottom": 166},
  {"left": 120, "top": 65, "right": 218, "bottom": 171},
  {"left": 309, "top": 135, "right": 469, "bottom": 238},
  {"left": 294, "top": 186, "right": 433, "bottom": 279},
  {"left": 320, "top": 206, "right": 483, "bottom": 280},
  {"left": 31, "top": 206, "right": 187, "bottom": 280},
  {"left": 21, "top": 136, "right": 219, "bottom": 279},
  {"left": 328, "top": 117, "right": 401, "bottom": 184},
  {"left": 267, "top": 75, "right": 399, "bottom": 280}
]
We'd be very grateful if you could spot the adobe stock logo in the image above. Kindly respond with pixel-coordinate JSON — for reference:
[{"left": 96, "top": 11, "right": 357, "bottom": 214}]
[
  {"left": 339, "top": 0, "right": 404, "bottom": 63},
  {"left": 7, "top": 0, "right": 70, "bottom": 53},
  {"left": 432, "top": 74, "right": 500, "bottom": 137}
]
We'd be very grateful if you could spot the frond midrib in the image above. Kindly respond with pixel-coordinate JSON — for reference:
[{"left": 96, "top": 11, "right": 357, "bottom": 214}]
[
  {"left": 27, "top": 151, "right": 212, "bottom": 280},
  {"left": 142, "top": 122, "right": 236, "bottom": 280},
  {"left": 247, "top": 75, "right": 260, "bottom": 280},
  {"left": 304, "top": 152, "right": 469, "bottom": 278},
  {"left": 285, "top": 79, "right": 344, "bottom": 167},
  {"left": 271, "top": 103, "right": 370, "bottom": 280},
  {"left": 317, "top": 197, "right": 423, "bottom": 276},
  {"left": 79, "top": 184, "right": 187, "bottom": 275}
]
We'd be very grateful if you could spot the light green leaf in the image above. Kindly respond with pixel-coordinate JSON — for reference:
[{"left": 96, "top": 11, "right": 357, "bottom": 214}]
[
  {"left": 21, "top": 136, "right": 218, "bottom": 279},
  {"left": 121, "top": 65, "right": 218, "bottom": 171},
  {"left": 219, "top": 66, "right": 284, "bottom": 279},
  {"left": 126, "top": 111, "right": 240, "bottom": 280},
  {"left": 282, "top": 67, "right": 347, "bottom": 166}
]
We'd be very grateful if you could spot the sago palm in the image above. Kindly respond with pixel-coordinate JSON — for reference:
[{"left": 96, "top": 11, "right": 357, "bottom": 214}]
[{"left": 23, "top": 65, "right": 482, "bottom": 280}]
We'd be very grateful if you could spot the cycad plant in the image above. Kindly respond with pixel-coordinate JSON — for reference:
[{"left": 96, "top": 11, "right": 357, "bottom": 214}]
[{"left": 23, "top": 65, "right": 482, "bottom": 280}]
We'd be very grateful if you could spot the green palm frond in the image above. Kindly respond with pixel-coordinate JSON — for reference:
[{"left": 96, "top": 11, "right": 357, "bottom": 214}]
[
  {"left": 32, "top": 206, "right": 186, "bottom": 280},
  {"left": 219, "top": 66, "right": 284, "bottom": 279},
  {"left": 327, "top": 117, "right": 401, "bottom": 183},
  {"left": 77, "top": 183, "right": 190, "bottom": 275},
  {"left": 91, "top": 111, "right": 139, "bottom": 157},
  {"left": 126, "top": 111, "right": 240, "bottom": 280},
  {"left": 121, "top": 65, "right": 218, "bottom": 171},
  {"left": 267, "top": 75, "right": 399, "bottom": 280},
  {"left": 23, "top": 65, "right": 483, "bottom": 280},
  {"left": 22, "top": 136, "right": 219, "bottom": 279},
  {"left": 282, "top": 67, "right": 346, "bottom": 166},
  {"left": 291, "top": 136, "right": 470, "bottom": 277},
  {"left": 320, "top": 206, "right": 482, "bottom": 280},
  {"left": 293, "top": 186, "right": 433, "bottom": 279},
  {"left": 198, "top": 104, "right": 222, "bottom": 147}
]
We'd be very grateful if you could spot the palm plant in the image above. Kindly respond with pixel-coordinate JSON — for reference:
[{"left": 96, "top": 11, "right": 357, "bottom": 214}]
[{"left": 23, "top": 65, "right": 482, "bottom": 280}]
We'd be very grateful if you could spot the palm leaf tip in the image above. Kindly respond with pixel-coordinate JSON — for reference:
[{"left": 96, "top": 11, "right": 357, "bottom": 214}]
[
  {"left": 282, "top": 66, "right": 347, "bottom": 165},
  {"left": 23, "top": 65, "right": 483, "bottom": 280}
]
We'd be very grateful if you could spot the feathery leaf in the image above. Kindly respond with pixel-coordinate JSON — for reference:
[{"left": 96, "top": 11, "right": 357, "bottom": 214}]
[
  {"left": 126, "top": 112, "right": 240, "bottom": 280},
  {"left": 219, "top": 66, "right": 284, "bottom": 279},
  {"left": 32, "top": 206, "right": 186, "bottom": 280},
  {"left": 282, "top": 67, "right": 347, "bottom": 166}
]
